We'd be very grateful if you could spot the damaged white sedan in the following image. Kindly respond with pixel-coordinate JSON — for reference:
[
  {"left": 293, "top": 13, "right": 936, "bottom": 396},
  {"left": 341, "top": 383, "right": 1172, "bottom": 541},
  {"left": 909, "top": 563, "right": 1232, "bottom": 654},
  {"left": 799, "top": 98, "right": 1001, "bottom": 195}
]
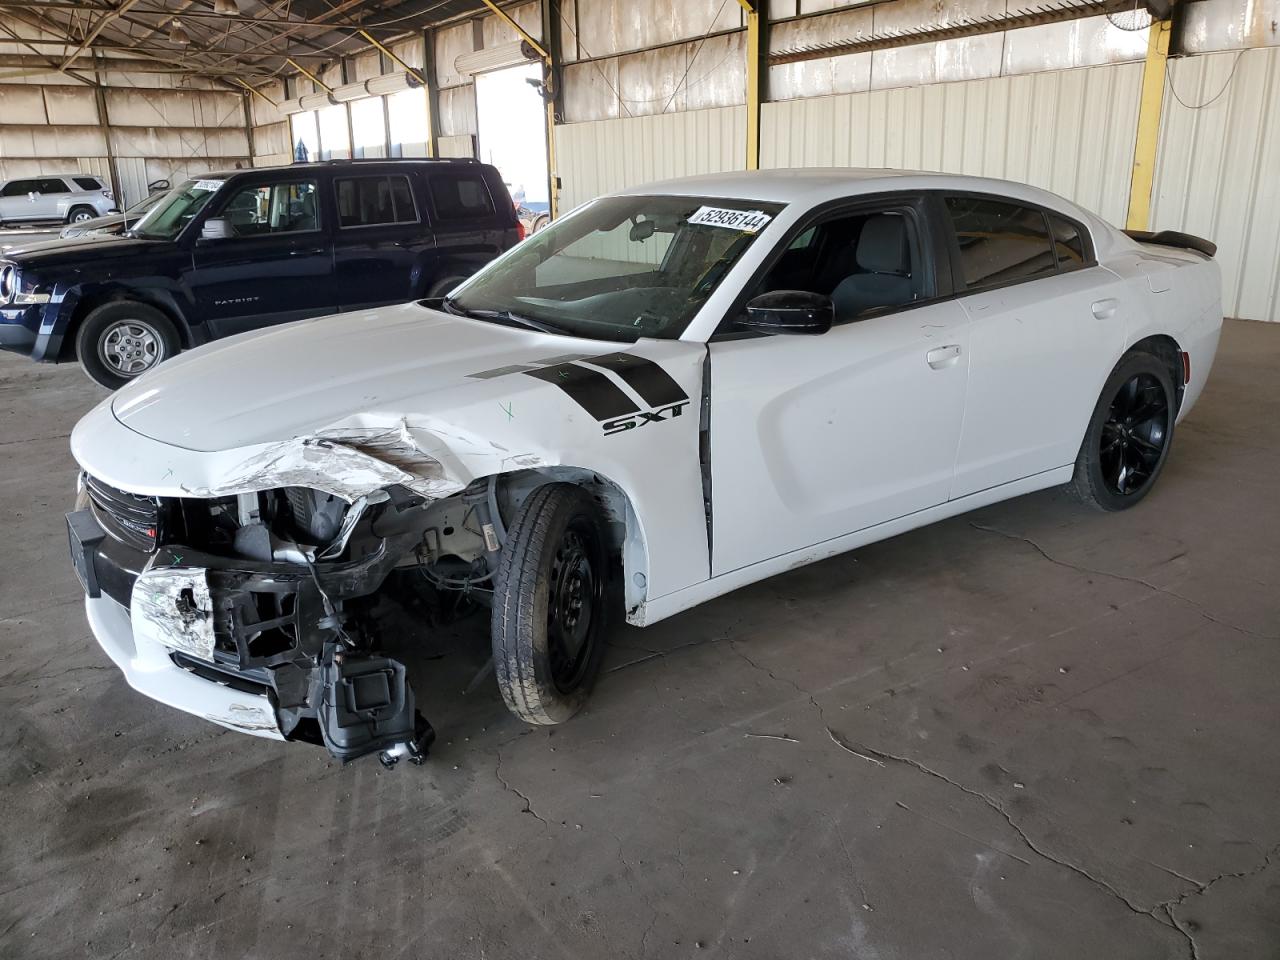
[{"left": 68, "top": 169, "right": 1223, "bottom": 765}]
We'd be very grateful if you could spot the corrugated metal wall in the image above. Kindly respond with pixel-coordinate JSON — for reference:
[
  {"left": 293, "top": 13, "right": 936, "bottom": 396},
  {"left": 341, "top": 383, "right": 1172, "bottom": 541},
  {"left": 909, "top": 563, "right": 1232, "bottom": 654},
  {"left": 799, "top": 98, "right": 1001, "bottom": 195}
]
[
  {"left": 1151, "top": 46, "right": 1280, "bottom": 323},
  {"left": 554, "top": 105, "right": 746, "bottom": 212},
  {"left": 760, "top": 62, "right": 1143, "bottom": 228}
]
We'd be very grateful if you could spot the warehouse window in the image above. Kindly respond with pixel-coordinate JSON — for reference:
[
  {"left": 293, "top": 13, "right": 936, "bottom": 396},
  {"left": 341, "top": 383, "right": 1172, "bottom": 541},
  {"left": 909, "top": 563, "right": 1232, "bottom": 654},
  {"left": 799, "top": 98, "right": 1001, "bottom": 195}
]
[
  {"left": 429, "top": 172, "right": 495, "bottom": 220},
  {"left": 317, "top": 104, "right": 351, "bottom": 160},
  {"left": 387, "top": 87, "right": 429, "bottom": 157},
  {"left": 335, "top": 176, "right": 417, "bottom": 227},
  {"left": 944, "top": 197, "right": 1057, "bottom": 288},
  {"left": 351, "top": 97, "right": 387, "bottom": 159}
]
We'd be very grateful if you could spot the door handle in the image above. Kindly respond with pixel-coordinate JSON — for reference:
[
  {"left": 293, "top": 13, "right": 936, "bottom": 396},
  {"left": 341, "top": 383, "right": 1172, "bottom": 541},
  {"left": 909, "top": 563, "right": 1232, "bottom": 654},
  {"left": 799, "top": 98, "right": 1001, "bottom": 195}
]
[
  {"left": 288, "top": 247, "right": 325, "bottom": 257},
  {"left": 926, "top": 344, "right": 962, "bottom": 369},
  {"left": 1091, "top": 298, "right": 1118, "bottom": 319}
]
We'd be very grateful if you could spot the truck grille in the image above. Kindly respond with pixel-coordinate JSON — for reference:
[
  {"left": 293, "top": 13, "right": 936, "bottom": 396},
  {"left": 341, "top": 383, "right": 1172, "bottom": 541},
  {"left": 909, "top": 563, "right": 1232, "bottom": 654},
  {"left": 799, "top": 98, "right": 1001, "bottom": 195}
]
[{"left": 84, "top": 473, "right": 160, "bottom": 552}]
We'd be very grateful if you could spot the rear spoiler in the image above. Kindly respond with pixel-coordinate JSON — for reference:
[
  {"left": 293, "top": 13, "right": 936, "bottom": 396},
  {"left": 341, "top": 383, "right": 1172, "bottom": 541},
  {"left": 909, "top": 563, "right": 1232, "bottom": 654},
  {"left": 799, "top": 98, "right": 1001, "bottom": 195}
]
[{"left": 1123, "top": 229, "right": 1216, "bottom": 258}]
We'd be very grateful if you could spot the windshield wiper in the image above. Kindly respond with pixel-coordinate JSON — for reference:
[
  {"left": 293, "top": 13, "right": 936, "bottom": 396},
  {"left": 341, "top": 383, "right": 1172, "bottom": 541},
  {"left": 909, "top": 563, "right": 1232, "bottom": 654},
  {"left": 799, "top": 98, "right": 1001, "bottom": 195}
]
[{"left": 441, "top": 297, "right": 567, "bottom": 336}]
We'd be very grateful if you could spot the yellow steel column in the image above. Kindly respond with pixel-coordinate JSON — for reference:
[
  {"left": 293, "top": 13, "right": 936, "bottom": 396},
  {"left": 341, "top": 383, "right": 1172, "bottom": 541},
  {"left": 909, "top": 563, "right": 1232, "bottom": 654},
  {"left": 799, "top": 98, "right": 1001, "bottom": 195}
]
[
  {"left": 741, "top": 0, "right": 761, "bottom": 170},
  {"left": 1126, "top": 19, "right": 1171, "bottom": 231}
]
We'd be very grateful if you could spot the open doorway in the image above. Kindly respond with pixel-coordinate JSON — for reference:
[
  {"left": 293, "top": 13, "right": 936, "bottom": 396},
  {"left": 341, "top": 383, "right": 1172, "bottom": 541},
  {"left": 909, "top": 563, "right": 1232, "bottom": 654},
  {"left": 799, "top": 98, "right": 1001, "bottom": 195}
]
[{"left": 474, "top": 61, "right": 550, "bottom": 235}]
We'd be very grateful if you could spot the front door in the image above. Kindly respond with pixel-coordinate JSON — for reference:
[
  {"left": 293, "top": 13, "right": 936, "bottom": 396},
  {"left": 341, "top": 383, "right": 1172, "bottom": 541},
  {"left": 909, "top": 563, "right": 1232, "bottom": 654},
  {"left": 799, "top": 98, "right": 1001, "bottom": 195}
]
[
  {"left": 709, "top": 199, "right": 971, "bottom": 576},
  {"left": 189, "top": 176, "right": 336, "bottom": 338}
]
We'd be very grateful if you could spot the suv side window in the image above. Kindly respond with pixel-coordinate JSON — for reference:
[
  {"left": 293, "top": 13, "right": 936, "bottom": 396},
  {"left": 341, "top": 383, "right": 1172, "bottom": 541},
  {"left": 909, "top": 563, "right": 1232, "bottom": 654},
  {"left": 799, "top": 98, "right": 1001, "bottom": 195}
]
[
  {"left": 943, "top": 196, "right": 1057, "bottom": 288},
  {"left": 335, "top": 175, "right": 418, "bottom": 228},
  {"left": 73, "top": 176, "right": 103, "bottom": 191},
  {"left": 36, "top": 178, "right": 71, "bottom": 195},
  {"left": 1, "top": 180, "right": 37, "bottom": 197},
  {"left": 429, "top": 172, "right": 495, "bottom": 221},
  {"left": 217, "top": 180, "right": 320, "bottom": 237}
]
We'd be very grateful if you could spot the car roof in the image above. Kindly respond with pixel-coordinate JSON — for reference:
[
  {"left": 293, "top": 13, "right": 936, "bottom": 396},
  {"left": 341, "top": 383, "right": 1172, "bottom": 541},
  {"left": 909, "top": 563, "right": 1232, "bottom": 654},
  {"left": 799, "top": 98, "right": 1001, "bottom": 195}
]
[
  {"left": 613, "top": 167, "right": 1120, "bottom": 249},
  {"left": 198, "top": 159, "right": 489, "bottom": 181}
]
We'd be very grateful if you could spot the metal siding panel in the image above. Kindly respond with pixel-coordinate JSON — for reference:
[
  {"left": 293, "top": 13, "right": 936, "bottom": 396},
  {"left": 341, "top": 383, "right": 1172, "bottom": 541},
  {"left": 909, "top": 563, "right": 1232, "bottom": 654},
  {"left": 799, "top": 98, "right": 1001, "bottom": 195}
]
[{"left": 1153, "top": 46, "right": 1280, "bottom": 321}]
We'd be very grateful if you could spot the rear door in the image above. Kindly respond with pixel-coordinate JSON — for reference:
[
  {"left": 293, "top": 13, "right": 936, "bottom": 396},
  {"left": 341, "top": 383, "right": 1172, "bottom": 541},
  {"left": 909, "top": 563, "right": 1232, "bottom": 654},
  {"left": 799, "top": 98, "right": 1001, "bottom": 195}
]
[
  {"left": 34, "top": 177, "right": 72, "bottom": 219},
  {"left": 941, "top": 194, "right": 1130, "bottom": 497},
  {"left": 188, "top": 174, "right": 337, "bottom": 338},
  {"left": 332, "top": 171, "right": 432, "bottom": 310},
  {"left": 424, "top": 166, "right": 513, "bottom": 293}
]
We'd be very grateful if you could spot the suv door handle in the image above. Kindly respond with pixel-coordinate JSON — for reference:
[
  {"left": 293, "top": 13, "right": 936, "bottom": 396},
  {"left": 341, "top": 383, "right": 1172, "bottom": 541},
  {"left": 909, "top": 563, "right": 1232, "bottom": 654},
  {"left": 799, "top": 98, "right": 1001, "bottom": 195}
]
[
  {"left": 1091, "top": 298, "right": 1118, "bottom": 319},
  {"left": 288, "top": 247, "right": 325, "bottom": 257},
  {"left": 926, "top": 344, "right": 962, "bottom": 369}
]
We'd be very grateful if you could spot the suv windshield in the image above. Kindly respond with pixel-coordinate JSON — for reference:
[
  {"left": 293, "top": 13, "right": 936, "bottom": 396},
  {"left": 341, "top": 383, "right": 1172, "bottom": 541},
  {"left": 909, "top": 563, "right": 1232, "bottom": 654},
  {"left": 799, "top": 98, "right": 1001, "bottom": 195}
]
[
  {"left": 447, "top": 195, "right": 782, "bottom": 341},
  {"left": 129, "top": 178, "right": 224, "bottom": 240}
]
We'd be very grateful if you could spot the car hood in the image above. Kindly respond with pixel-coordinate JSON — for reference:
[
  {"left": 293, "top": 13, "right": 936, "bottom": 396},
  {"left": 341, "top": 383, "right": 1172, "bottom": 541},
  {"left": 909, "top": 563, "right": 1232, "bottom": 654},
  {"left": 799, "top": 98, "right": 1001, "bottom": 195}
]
[
  {"left": 110, "top": 301, "right": 615, "bottom": 452},
  {"left": 3, "top": 232, "right": 169, "bottom": 266}
]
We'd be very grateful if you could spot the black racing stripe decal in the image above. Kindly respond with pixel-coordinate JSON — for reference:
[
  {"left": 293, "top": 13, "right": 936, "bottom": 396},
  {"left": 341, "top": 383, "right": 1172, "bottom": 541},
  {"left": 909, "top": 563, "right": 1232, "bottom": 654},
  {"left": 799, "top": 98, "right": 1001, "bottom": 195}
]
[
  {"left": 467, "top": 363, "right": 537, "bottom": 379},
  {"left": 524, "top": 363, "right": 640, "bottom": 421},
  {"left": 583, "top": 353, "right": 689, "bottom": 408}
]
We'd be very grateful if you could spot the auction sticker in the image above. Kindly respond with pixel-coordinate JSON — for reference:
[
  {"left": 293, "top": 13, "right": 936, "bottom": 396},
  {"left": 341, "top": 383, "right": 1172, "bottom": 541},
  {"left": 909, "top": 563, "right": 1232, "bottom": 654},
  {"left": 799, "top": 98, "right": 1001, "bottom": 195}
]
[
  {"left": 193, "top": 179, "right": 225, "bottom": 193},
  {"left": 687, "top": 206, "right": 772, "bottom": 232}
]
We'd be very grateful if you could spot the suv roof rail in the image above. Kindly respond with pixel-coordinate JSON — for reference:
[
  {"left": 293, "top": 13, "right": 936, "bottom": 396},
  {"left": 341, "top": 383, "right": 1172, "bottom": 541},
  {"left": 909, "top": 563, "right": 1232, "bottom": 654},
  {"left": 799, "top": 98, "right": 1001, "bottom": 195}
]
[{"left": 318, "top": 157, "right": 479, "bottom": 165}]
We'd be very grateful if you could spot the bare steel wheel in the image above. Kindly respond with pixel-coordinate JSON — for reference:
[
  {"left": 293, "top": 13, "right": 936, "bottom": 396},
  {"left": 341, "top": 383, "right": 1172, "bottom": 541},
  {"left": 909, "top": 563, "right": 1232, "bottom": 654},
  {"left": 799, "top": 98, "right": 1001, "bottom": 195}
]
[
  {"left": 75, "top": 300, "right": 180, "bottom": 390},
  {"left": 101, "top": 320, "right": 162, "bottom": 376},
  {"left": 491, "top": 483, "right": 610, "bottom": 725}
]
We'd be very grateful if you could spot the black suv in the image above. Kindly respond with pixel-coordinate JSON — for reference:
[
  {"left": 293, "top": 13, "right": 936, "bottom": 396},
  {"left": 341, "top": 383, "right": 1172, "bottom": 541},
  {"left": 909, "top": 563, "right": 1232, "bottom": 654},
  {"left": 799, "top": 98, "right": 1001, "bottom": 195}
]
[{"left": 0, "top": 159, "right": 521, "bottom": 388}]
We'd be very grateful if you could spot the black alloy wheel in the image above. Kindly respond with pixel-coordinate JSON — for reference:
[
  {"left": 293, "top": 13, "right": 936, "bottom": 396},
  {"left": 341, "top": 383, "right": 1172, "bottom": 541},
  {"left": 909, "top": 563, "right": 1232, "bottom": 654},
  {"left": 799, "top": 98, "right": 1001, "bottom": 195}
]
[{"left": 1099, "top": 371, "right": 1171, "bottom": 496}]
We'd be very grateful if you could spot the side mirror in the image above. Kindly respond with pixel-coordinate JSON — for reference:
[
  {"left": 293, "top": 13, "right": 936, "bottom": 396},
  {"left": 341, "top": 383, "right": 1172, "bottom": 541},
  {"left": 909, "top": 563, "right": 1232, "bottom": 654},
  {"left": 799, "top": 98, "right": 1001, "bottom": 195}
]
[
  {"left": 200, "top": 217, "right": 231, "bottom": 241},
  {"left": 738, "top": 290, "right": 834, "bottom": 336}
]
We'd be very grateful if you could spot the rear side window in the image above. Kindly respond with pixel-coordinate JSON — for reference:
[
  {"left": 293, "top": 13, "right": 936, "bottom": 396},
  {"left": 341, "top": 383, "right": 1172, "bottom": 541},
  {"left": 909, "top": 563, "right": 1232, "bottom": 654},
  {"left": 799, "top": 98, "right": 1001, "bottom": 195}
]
[
  {"left": 36, "top": 178, "right": 70, "bottom": 195},
  {"left": 944, "top": 197, "right": 1057, "bottom": 288},
  {"left": 1, "top": 179, "right": 37, "bottom": 197},
  {"left": 429, "top": 172, "right": 495, "bottom": 221},
  {"left": 335, "top": 175, "right": 417, "bottom": 228},
  {"left": 73, "top": 176, "right": 103, "bottom": 191},
  {"left": 1048, "top": 214, "right": 1087, "bottom": 271}
]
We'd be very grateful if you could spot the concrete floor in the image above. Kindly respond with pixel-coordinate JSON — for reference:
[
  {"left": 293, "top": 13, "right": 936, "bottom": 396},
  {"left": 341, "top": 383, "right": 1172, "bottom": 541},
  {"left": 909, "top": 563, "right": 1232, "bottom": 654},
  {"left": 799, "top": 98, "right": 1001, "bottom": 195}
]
[{"left": 2, "top": 319, "right": 1277, "bottom": 960}]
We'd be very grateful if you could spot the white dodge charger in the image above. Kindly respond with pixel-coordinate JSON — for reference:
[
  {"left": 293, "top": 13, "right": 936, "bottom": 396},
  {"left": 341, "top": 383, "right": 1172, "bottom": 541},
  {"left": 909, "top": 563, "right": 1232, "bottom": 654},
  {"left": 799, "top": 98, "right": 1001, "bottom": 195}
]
[{"left": 66, "top": 169, "right": 1222, "bottom": 765}]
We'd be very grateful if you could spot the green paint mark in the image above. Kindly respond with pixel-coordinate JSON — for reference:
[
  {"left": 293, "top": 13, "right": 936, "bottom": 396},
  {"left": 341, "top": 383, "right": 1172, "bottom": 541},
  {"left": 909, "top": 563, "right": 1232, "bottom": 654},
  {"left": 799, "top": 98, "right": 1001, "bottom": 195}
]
[{"left": 500, "top": 401, "right": 514, "bottom": 421}]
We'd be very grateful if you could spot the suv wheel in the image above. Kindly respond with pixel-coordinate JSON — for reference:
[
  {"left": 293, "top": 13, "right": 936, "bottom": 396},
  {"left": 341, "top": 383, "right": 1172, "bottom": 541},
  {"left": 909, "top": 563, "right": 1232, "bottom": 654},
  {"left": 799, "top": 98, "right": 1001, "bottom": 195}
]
[
  {"left": 67, "top": 205, "right": 97, "bottom": 224},
  {"left": 75, "top": 301, "right": 180, "bottom": 390}
]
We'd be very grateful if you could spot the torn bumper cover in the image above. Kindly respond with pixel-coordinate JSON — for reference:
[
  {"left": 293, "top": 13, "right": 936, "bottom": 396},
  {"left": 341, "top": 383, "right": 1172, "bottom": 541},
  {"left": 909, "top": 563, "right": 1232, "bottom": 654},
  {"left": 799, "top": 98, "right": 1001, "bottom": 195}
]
[{"left": 72, "top": 510, "right": 433, "bottom": 763}]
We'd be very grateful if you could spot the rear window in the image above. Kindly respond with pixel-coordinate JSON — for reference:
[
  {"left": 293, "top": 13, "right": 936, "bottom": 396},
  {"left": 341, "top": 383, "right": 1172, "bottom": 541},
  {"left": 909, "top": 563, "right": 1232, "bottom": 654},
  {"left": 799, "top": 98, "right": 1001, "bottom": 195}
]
[
  {"left": 1048, "top": 214, "right": 1087, "bottom": 271},
  {"left": 73, "top": 176, "right": 103, "bottom": 191},
  {"left": 429, "top": 172, "right": 496, "bottom": 221},
  {"left": 944, "top": 196, "right": 1057, "bottom": 288},
  {"left": 335, "top": 175, "right": 417, "bottom": 228}
]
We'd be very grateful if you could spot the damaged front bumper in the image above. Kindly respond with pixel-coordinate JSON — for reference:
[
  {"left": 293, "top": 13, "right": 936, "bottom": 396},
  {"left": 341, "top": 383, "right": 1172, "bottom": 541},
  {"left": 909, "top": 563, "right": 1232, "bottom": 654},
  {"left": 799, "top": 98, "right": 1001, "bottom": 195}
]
[{"left": 70, "top": 505, "right": 433, "bottom": 764}]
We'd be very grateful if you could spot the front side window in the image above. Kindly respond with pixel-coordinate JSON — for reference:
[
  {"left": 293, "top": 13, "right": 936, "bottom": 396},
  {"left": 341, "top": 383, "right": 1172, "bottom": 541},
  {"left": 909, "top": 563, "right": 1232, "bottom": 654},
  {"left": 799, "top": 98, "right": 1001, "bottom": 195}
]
[
  {"left": 746, "top": 206, "right": 923, "bottom": 323},
  {"left": 430, "top": 173, "right": 495, "bottom": 220},
  {"left": 130, "top": 180, "right": 224, "bottom": 240},
  {"left": 447, "top": 195, "right": 782, "bottom": 342},
  {"left": 335, "top": 176, "right": 416, "bottom": 228},
  {"left": 36, "top": 178, "right": 70, "bottom": 195},
  {"left": 944, "top": 196, "right": 1057, "bottom": 288},
  {"left": 217, "top": 180, "right": 320, "bottom": 237}
]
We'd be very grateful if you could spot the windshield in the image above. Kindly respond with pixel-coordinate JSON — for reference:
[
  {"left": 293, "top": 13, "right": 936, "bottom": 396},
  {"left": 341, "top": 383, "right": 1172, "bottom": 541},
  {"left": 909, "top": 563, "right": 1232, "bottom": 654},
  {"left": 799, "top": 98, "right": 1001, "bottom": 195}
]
[
  {"left": 125, "top": 192, "right": 164, "bottom": 216},
  {"left": 129, "top": 178, "right": 224, "bottom": 240},
  {"left": 447, "top": 195, "right": 782, "bottom": 341}
]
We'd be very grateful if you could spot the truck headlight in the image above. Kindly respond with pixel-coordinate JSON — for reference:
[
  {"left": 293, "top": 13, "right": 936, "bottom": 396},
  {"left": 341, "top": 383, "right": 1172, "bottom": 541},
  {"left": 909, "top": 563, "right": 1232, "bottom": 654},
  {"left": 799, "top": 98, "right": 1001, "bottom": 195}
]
[{"left": 0, "top": 265, "right": 15, "bottom": 303}]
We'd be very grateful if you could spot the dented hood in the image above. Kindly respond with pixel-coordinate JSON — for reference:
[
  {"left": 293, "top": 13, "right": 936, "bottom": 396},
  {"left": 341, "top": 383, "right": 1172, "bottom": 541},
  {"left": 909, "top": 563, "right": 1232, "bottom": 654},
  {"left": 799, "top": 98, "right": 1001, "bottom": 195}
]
[{"left": 111, "top": 302, "right": 601, "bottom": 452}]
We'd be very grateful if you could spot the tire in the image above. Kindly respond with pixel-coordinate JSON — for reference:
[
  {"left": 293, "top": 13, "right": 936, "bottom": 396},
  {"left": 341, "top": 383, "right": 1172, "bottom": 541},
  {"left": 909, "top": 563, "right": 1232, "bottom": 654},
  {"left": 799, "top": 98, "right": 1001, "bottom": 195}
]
[
  {"left": 1071, "top": 350, "right": 1177, "bottom": 511},
  {"left": 427, "top": 276, "right": 468, "bottom": 299},
  {"left": 491, "top": 483, "right": 611, "bottom": 725},
  {"left": 531, "top": 214, "right": 550, "bottom": 234},
  {"left": 75, "top": 300, "right": 180, "bottom": 390},
  {"left": 67, "top": 205, "right": 97, "bottom": 224}
]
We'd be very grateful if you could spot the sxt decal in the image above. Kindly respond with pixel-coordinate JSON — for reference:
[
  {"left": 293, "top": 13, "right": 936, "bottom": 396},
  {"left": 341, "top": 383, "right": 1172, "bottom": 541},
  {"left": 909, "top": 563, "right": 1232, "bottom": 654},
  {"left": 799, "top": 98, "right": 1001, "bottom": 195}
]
[{"left": 603, "top": 400, "right": 691, "bottom": 436}]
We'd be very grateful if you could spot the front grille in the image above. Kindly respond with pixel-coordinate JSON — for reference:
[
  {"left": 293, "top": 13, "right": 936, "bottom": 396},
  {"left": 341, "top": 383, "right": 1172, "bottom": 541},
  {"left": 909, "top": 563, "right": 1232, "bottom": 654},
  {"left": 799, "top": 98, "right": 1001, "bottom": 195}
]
[{"left": 84, "top": 473, "right": 160, "bottom": 552}]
